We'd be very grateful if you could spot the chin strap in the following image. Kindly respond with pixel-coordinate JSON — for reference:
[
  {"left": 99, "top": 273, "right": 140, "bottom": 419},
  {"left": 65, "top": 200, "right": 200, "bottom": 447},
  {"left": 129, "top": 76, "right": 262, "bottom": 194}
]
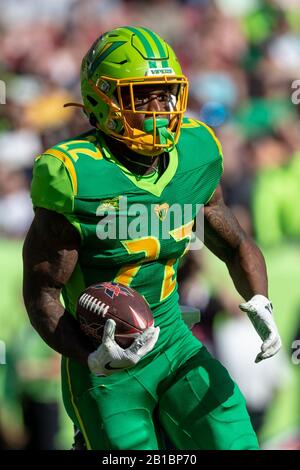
[{"left": 143, "top": 118, "right": 175, "bottom": 152}]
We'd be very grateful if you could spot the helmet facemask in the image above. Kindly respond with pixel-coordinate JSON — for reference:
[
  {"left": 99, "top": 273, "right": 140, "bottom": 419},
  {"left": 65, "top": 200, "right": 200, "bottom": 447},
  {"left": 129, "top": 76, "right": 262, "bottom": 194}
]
[{"left": 90, "top": 74, "right": 188, "bottom": 157}]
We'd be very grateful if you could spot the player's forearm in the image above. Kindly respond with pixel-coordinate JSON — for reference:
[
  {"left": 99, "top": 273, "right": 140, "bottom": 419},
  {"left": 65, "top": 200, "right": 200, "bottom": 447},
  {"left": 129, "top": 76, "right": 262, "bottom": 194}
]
[
  {"left": 22, "top": 209, "right": 89, "bottom": 363},
  {"left": 225, "top": 238, "right": 268, "bottom": 301},
  {"left": 204, "top": 187, "right": 269, "bottom": 301},
  {"left": 24, "top": 291, "right": 92, "bottom": 365}
]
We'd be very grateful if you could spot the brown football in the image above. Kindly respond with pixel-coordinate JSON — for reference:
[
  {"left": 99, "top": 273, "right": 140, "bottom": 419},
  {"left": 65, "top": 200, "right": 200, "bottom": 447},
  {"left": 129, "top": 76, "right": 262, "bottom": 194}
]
[{"left": 76, "top": 281, "right": 154, "bottom": 348}]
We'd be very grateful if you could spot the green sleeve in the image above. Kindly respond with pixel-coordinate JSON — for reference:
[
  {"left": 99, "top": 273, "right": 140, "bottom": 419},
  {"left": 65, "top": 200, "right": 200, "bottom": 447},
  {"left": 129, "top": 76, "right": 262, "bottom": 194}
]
[
  {"left": 31, "top": 153, "right": 74, "bottom": 214},
  {"left": 200, "top": 124, "right": 224, "bottom": 203},
  {"left": 179, "top": 119, "right": 224, "bottom": 204},
  {"left": 203, "top": 152, "right": 224, "bottom": 204}
]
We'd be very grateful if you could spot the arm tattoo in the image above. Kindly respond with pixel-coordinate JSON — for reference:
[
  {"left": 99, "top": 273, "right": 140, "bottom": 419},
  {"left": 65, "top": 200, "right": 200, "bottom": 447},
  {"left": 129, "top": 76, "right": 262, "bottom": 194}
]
[
  {"left": 204, "top": 186, "right": 268, "bottom": 300},
  {"left": 204, "top": 186, "right": 245, "bottom": 261}
]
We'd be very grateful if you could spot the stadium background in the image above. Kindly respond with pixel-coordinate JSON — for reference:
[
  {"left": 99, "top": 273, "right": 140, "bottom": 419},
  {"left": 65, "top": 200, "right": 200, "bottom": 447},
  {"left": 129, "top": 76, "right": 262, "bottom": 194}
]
[{"left": 0, "top": 0, "right": 299, "bottom": 450}]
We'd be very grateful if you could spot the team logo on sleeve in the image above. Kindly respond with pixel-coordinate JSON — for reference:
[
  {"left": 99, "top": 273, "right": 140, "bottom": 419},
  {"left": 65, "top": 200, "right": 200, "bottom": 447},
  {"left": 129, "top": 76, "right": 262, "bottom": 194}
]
[{"left": 98, "top": 196, "right": 122, "bottom": 212}]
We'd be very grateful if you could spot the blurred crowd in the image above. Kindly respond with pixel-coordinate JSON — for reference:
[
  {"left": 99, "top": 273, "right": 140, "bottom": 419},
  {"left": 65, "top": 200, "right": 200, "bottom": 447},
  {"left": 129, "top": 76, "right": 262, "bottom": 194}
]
[{"left": 0, "top": 0, "right": 300, "bottom": 450}]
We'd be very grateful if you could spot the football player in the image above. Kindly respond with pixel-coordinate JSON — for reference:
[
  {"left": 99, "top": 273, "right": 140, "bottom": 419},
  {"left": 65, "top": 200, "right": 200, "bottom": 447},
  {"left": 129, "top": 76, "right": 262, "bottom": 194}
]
[{"left": 23, "top": 27, "right": 281, "bottom": 450}]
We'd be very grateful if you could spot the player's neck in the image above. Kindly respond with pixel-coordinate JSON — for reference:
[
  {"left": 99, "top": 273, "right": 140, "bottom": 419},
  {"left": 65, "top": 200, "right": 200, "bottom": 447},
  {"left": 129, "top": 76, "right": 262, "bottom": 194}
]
[{"left": 102, "top": 134, "right": 165, "bottom": 177}]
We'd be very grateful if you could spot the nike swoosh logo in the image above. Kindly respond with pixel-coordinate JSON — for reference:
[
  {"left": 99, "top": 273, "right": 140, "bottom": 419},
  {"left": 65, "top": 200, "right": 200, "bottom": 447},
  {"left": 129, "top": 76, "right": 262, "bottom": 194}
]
[
  {"left": 104, "top": 361, "right": 124, "bottom": 371},
  {"left": 265, "top": 304, "right": 273, "bottom": 315}
]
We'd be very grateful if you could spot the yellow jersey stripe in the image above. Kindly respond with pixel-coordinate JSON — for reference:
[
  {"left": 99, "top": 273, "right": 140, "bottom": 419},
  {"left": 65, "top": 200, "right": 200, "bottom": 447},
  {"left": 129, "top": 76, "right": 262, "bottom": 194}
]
[
  {"left": 197, "top": 121, "right": 224, "bottom": 162},
  {"left": 44, "top": 149, "right": 78, "bottom": 195},
  {"left": 66, "top": 358, "right": 92, "bottom": 450}
]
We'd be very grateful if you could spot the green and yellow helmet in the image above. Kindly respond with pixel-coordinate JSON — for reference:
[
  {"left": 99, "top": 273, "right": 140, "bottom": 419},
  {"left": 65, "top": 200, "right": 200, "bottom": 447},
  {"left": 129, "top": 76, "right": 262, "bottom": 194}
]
[{"left": 80, "top": 26, "right": 188, "bottom": 156}]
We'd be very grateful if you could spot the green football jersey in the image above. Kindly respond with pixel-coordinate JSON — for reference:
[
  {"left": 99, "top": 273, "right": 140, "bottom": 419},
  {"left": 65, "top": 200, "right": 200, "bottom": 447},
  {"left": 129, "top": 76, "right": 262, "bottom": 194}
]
[{"left": 31, "top": 118, "right": 223, "bottom": 348}]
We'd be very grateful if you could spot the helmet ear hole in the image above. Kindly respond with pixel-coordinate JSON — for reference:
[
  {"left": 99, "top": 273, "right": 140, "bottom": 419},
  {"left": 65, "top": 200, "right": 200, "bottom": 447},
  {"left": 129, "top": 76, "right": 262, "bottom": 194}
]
[
  {"left": 89, "top": 113, "right": 98, "bottom": 127},
  {"left": 87, "top": 95, "right": 98, "bottom": 107}
]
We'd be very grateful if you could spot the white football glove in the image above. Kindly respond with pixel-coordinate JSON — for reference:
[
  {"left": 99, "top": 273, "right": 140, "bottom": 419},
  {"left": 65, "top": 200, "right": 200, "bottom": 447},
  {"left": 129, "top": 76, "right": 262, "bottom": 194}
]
[
  {"left": 239, "top": 294, "right": 281, "bottom": 363},
  {"left": 87, "top": 319, "right": 160, "bottom": 376}
]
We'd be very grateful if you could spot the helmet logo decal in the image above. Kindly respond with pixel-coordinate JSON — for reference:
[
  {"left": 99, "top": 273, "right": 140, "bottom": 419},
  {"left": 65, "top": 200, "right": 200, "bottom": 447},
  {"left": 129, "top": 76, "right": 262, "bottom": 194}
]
[{"left": 89, "top": 41, "right": 126, "bottom": 78}]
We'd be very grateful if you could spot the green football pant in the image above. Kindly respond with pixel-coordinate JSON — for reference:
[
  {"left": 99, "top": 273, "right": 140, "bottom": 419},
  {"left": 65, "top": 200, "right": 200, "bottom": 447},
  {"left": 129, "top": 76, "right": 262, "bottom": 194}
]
[{"left": 61, "top": 343, "right": 259, "bottom": 450}]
